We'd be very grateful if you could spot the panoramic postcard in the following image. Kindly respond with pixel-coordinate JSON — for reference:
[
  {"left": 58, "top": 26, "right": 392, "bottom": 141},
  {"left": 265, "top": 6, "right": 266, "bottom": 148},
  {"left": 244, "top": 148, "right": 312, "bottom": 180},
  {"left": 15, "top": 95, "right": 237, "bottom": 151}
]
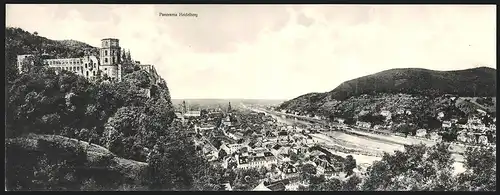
[{"left": 5, "top": 4, "right": 496, "bottom": 191}]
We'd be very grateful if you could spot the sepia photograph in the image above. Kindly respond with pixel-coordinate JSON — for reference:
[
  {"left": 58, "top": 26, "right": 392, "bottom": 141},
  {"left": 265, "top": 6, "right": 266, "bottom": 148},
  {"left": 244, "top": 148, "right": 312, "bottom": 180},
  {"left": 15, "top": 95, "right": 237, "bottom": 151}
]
[{"left": 4, "top": 4, "right": 496, "bottom": 191}]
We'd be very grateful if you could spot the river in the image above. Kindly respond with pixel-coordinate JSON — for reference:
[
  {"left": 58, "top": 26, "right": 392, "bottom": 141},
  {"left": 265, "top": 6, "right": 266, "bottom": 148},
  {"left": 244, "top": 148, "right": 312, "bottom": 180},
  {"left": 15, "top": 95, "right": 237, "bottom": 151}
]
[{"left": 242, "top": 105, "right": 466, "bottom": 174}]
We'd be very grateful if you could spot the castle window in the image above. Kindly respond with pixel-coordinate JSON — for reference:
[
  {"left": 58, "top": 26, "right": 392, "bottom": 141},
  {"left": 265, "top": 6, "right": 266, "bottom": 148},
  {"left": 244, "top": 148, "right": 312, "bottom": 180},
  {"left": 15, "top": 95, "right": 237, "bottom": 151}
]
[
  {"left": 105, "top": 58, "right": 108, "bottom": 63},
  {"left": 85, "top": 64, "right": 88, "bottom": 68},
  {"left": 104, "top": 68, "right": 107, "bottom": 71},
  {"left": 105, "top": 50, "right": 108, "bottom": 55},
  {"left": 86, "top": 71, "right": 89, "bottom": 77}
]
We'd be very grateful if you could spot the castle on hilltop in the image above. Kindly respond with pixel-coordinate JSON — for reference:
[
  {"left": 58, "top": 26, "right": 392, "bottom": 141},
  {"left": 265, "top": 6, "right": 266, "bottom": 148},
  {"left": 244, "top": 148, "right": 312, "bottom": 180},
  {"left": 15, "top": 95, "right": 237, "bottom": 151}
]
[{"left": 17, "top": 38, "right": 159, "bottom": 83}]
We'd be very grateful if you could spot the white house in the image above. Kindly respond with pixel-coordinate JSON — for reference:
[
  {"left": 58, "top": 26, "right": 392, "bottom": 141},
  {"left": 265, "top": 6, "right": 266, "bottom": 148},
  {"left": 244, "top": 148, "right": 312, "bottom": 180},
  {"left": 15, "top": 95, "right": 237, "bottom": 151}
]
[
  {"left": 429, "top": 132, "right": 442, "bottom": 142},
  {"left": 442, "top": 121, "right": 452, "bottom": 128},
  {"left": 437, "top": 112, "right": 445, "bottom": 119},
  {"left": 236, "top": 152, "right": 277, "bottom": 170},
  {"left": 356, "top": 121, "right": 371, "bottom": 129},
  {"left": 457, "top": 131, "right": 468, "bottom": 143},
  {"left": 184, "top": 111, "right": 201, "bottom": 118},
  {"left": 226, "top": 143, "right": 246, "bottom": 154},
  {"left": 478, "top": 135, "right": 489, "bottom": 145},
  {"left": 416, "top": 129, "right": 427, "bottom": 137},
  {"left": 380, "top": 110, "right": 391, "bottom": 116},
  {"left": 476, "top": 109, "right": 487, "bottom": 116}
]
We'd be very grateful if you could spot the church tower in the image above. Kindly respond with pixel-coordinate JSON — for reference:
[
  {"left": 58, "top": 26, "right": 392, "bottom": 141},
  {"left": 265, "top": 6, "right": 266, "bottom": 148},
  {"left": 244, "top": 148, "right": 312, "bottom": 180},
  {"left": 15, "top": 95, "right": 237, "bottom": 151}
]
[{"left": 100, "top": 38, "right": 121, "bottom": 65}]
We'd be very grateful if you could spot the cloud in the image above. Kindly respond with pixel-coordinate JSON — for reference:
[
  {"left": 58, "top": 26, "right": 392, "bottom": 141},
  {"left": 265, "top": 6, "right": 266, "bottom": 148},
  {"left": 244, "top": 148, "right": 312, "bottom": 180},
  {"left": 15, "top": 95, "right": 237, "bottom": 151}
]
[{"left": 6, "top": 5, "right": 496, "bottom": 99}]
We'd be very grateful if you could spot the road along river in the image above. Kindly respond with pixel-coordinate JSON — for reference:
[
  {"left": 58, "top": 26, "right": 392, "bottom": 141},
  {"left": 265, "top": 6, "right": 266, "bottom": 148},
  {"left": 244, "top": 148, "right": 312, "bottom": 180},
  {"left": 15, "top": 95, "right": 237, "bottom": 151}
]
[{"left": 242, "top": 105, "right": 466, "bottom": 174}]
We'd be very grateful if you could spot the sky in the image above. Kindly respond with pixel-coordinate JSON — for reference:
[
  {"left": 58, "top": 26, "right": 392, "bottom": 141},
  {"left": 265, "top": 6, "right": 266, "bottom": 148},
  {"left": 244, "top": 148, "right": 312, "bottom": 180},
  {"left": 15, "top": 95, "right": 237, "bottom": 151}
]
[{"left": 6, "top": 5, "right": 497, "bottom": 100}]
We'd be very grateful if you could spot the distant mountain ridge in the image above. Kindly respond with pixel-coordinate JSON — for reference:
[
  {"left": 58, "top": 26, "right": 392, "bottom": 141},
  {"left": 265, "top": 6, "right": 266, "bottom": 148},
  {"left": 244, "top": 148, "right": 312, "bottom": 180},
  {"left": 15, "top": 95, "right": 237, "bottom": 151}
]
[
  {"left": 327, "top": 67, "right": 496, "bottom": 101},
  {"left": 278, "top": 67, "right": 497, "bottom": 120}
]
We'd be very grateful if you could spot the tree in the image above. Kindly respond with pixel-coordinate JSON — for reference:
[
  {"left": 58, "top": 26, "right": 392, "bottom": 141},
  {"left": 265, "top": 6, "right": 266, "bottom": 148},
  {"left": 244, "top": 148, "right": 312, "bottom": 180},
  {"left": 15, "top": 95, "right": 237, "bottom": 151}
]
[
  {"left": 232, "top": 168, "right": 261, "bottom": 191},
  {"left": 126, "top": 49, "right": 132, "bottom": 62},
  {"left": 440, "top": 126, "right": 459, "bottom": 142},
  {"left": 121, "top": 48, "right": 127, "bottom": 62},
  {"left": 289, "top": 150, "right": 300, "bottom": 162},
  {"left": 200, "top": 109, "right": 208, "bottom": 117},
  {"left": 191, "top": 163, "right": 225, "bottom": 191},
  {"left": 342, "top": 174, "right": 362, "bottom": 191},
  {"left": 309, "top": 177, "right": 343, "bottom": 191},
  {"left": 422, "top": 116, "right": 442, "bottom": 130},
  {"left": 481, "top": 115, "right": 493, "bottom": 127},
  {"left": 344, "top": 117, "right": 356, "bottom": 125},
  {"left": 344, "top": 155, "right": 357, "bottom": 176},
  {"left": 359, "top": 113, "right": 385, "bottom": 125},
  {"left": 456, "top": 146, "right": 496, "bottom": 191},
  {"left": 361, "top": 143, "right": 456, "bottom": 191},
  {"left": 300, "top": 164, "right": 317, "bottom": 183},
  {"left": 146, "top": 136, "right": 205, "bottom": 190},
  {"left": 218, "top": 149, "right": 227, "bottom": 160},
  {"left": 392, "top": 124, "right": 417, "bottom": 136}
]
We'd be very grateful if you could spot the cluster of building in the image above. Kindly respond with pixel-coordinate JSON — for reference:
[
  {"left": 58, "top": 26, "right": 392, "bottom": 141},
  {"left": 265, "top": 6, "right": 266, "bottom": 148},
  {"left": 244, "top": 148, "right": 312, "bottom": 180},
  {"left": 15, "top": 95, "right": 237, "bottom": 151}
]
[
  {"left": 441, "top": 111, "right": 496, "bottom": 145},
  {"left": 17, "top": 38, "right": 160, "bottom": 84},
  {"left": 177, "top": 103, "right": 352, "bottom": 191},
  {"left": 279, "top": 104, "right": 496, "bottom": 146}
]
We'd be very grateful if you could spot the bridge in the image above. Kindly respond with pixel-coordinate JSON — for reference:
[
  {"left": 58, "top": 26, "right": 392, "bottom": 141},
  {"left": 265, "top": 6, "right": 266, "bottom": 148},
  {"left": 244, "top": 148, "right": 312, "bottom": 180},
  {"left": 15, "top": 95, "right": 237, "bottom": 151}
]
[{"left": 240, "top": 103, "right": 335, "bottom": 129}]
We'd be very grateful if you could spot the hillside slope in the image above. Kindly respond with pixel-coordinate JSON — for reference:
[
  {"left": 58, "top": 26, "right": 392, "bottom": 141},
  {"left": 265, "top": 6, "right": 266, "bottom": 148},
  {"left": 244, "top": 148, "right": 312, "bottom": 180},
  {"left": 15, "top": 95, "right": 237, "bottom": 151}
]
[
  {"left": 6, "top": 134, "right": 148, "bottom": 190},
  {"left": 5, "top": 27, "right": 99, "bottom": 58},
  {"left": 5, "top": 27, "right": 181, "bottom": 191},
  {"left": 278, "top": 67, "right": 497, "bottom": 126},
  {"left": 5, "top": 27, "right": 100, "bottom": 82},
  {"left": 328, "top": 67, "right": 496, "bottom": 101}
]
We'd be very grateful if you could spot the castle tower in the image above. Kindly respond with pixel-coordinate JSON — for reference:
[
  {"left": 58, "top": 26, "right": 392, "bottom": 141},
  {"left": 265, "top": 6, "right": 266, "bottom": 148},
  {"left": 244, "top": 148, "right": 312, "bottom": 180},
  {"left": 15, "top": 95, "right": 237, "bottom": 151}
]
[
  {"left": 100, "top": 38, "right": 121, "bottom": 65},
  {"left": 99, "top": 38, "right": 122, "bottom": 81}
]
